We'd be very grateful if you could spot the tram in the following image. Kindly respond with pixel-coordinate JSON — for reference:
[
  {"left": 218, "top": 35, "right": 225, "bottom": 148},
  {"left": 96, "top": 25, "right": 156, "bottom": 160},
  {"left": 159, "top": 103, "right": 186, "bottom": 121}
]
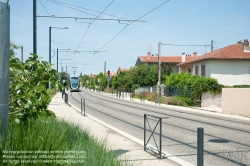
[{"left": 70, "top": 76, "right": 80, "bottom": 92}]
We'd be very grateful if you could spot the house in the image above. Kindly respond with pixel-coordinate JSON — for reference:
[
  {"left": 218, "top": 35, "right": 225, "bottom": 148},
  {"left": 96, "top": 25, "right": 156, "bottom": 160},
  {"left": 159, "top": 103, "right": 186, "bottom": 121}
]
[
  {"left": 117, "top": 67, "right": 130, "bottom": 75},
  {"left": 135, "top": 52, "right": 195, "bottom": 73},
  {"left": 89, "top": 74, "right": 96, "bottom": 79},
  {"left": 105, "top": 71, "right": 117, "bottom": 77},
  {"left": 177, "top": 39, "right": 250, "bottom": 86}
]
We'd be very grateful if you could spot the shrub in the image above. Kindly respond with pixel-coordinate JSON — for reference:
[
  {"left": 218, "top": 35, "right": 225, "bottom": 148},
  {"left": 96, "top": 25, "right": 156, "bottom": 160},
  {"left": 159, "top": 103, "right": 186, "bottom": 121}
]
[
  {"left": 233, "top": 85, "right": 250, "bottom": 88},
  {"left": 166, "top": 73, "right": 223, "bottom": 100}
]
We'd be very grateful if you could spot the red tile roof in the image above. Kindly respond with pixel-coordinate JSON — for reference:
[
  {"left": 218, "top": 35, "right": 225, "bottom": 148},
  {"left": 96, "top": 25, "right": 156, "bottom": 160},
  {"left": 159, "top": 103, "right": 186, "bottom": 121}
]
[
  {"left": 89, "top": 74, "right": 96, "bottom": 78},
  {"left": 177, "top": 44, "right": 250, "bottom": 66},
  {"left": 139, "top": 56, "right": 182, "bottom": 63}
]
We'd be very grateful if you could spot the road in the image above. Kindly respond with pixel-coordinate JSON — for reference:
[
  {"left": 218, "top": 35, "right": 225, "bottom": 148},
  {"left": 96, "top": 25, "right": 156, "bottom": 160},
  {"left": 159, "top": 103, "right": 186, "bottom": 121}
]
[{"left": 68, "top": 88, "right": 250, "bottom": 166}]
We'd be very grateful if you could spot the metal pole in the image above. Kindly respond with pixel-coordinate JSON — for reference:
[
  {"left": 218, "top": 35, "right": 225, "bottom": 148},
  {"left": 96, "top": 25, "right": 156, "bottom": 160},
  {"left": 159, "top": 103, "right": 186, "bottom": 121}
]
[
  {"left": 66, "top": 66, "right": 67, "bottom": 73},
  {"left": 159, "top": 118, "right": 162, "bottom": 158},
  {"left": 49, "top": 27, "right": 51, "bottom": 63},
  {"left": 83, "top": 99, "right": 85, "bottom": 117},
  {"left": 104, "top": 61, "right": 106, "bottom": 75},
  {"left": 56, "top": 48, "right": 58, "bottom": 72},
  {"left": 197, "top": 127, "right": 204, "bottom": 166},
  {"left": 158, "top": 42, "right": 161, "bottom": 86},
  {"left": 33, "top": 0, "right": 37, "bottom": 54},
  {"left": 20, "top": 46, "right": 23, "bottom": 64},
  {"left": 144, "top": 114, "right": 146, "bottom": 151},
  {"left": 61, "top": 59, "right": 62, "bottom": 73},
  {"left": 81, "top": 98, "right": 82, "bottom": 115},
  {"left": 0, "top": 1, "right": 10, "bottom": 144}
]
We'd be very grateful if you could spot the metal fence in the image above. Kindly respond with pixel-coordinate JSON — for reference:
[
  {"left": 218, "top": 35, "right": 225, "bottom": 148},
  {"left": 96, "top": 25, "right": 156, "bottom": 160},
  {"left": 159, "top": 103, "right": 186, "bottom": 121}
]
[
  {"left": 164, "top": 86, "right": 192, "bottom": 98},
  {"left": 135, "top": 86, "right": 193, "bottom": 98}
]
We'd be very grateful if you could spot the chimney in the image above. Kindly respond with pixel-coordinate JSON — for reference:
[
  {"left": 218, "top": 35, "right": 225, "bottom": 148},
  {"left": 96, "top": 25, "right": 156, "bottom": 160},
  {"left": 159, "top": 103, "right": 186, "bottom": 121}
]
[
  {"left": 182, "top": 53, "right": 186, "bottom": 62},
  {"left": 147, "top": 52, "right": 151, "bottom": 59},
  {"left": 243, "top": 39, "right": 249, "bottom": 52},
  {"left": 193, "top": 52, "right": 197, "bottom": 57}
]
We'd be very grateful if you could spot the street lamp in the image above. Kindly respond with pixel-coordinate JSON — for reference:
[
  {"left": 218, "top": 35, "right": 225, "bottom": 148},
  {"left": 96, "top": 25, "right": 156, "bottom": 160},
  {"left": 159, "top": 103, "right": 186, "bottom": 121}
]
[
  {"left": 56, "top": 49, "right": 70, "bottom": 72},
  {"left": 49, "top": 26, "right": 68, "bottom": 63},
  {"left": 61, "top": 59, "right": 71, "bottom": 73}
]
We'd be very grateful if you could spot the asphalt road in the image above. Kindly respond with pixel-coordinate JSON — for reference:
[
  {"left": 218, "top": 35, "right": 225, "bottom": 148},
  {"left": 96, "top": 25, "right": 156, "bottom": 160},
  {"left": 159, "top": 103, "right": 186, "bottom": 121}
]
[{"left": 68, "top": 88, "right": 250, "bottom": 166}]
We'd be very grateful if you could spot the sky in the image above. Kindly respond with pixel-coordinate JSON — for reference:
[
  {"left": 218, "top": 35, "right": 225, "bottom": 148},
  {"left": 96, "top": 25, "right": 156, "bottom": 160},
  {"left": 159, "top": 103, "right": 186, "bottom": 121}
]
[{"left": 3, "top": 0, "right": 250, "bottom": 76}]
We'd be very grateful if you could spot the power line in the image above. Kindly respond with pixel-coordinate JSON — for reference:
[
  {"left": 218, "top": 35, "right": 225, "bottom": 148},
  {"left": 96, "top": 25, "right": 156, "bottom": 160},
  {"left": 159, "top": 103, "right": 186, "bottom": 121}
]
[
  {"left": 46, "top": 0, "right": 124, "bottom": 19},
  {"left": 86, "top": 0, "right": 170, "bottom": 66},
  {"left": 75, "top": 0, "right": 115, "bottom": 66},
  {"left": 76, "top": 0, "right": 115, "bottom": 52},
  {"left": 97, "top": 0, "right": 170, "bottom": 52},
  {"left": 51, "top": 41, "right": 95, "bottom": 50},
  {"left": 46, "top": 0, "right": 98, "bottom": 17},
  {"left": 39, "top": 0, "right": 50, "bottom": 15},
  {"left": 163, "top": 44, "right": 210, "bottom": 46}
]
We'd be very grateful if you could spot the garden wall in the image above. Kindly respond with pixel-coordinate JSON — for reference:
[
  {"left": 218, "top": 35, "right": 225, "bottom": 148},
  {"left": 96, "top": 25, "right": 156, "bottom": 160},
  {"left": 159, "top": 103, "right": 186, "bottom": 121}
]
[
  {"left": 201, "top": 91, "right": 222, "bottom": 108},
  {"left": 222, "top": 88, "right": 250, "bottom": 117}
]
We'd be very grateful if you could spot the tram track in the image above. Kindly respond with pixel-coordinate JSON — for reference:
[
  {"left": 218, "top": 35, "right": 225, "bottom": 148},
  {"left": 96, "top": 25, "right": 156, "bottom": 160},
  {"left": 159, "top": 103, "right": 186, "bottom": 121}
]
[{"left": 67, "top": 90, "right": 250, "bottom": 166}]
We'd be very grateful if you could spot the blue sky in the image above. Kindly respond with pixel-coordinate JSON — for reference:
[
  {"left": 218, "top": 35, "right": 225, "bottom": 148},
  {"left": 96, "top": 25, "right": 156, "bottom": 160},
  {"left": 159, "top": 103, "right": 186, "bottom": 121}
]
[{"left": 6, "top": 0, "right": 250, "bottom": 76}]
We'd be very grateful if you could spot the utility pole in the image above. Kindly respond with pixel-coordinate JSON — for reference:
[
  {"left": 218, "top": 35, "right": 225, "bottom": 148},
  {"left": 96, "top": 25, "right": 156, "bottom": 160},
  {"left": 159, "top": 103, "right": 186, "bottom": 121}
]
[
  {"left": 57, "top": 48, "right": 58, "bottom": 72},
  {"left": 0, "top": 1, "right": 10, "bottom": 143},
  {"left": 19, "top": 45, "right": 23, "bottom": 64},
  {"left": 158, "top": 42, "right": 161, "bottom": 86},
  {"left": 49, "top": 27, "right": 51, "bottom": 63},
  {"left": 33, "top": 0, "right": 37, "bottom": 54},
  {"left": 104, "top": 61, "right": 106, "bottom": 75},
  {"left": 211, "top": 40, "right": 214, "bottom": 52}
]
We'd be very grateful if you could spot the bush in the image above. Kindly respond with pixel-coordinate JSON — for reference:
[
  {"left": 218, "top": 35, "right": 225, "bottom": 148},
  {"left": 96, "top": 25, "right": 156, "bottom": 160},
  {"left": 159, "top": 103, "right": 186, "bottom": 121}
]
[
  {"left": 233, "top": 85, "right": 250, "bottom": 88},
  {"left": 166, "top": 73, "right": 223, "bottom": 100}
]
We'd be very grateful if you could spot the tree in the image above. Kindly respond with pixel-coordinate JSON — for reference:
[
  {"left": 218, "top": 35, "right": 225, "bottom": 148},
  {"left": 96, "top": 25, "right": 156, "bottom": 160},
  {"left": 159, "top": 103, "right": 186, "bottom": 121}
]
[
  {"left": 161, "top": 64, "right": 174, "bottom": 83},
  {"left": 9, "top": 52, "right": 61, "bottom": 123}
]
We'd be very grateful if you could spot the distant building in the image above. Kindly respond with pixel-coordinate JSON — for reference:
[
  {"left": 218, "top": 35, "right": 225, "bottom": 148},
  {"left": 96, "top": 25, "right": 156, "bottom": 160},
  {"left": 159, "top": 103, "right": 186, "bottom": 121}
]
[
  {"left": 135, "top": 52, "right": 195, "bottom": 73},
  {"left": 89, "top": 74, "right": 96, "bottom": 79},
  {"left": 117, "top": 67, "right": 130, "bottom": 75}
]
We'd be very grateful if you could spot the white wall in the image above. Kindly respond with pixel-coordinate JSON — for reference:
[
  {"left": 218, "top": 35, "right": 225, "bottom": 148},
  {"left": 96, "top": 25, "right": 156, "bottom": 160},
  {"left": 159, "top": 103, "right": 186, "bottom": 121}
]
[
  {"left": 191, "top": 60, "right": 250, "bottom": 86},
  {"left": 209, "top": 60, "right": 250, "bottom": 86}
]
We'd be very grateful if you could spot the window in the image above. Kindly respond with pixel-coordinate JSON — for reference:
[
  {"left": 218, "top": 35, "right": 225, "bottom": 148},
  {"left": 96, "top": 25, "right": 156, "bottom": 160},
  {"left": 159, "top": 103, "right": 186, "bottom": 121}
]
[
  {"left": 195, "top": 66, "right": 199, "bottom": 75},
  {"left": 201, "top": 64, "right": 206, "bottom": 76},
  {"left": 187, "top": 68, "right": 191, "bottom": 74}
]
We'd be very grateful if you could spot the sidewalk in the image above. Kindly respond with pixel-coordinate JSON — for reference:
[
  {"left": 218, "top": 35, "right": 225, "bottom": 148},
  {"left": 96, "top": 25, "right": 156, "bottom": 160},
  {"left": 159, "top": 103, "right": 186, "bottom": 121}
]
[{"left": 49, "top": 92, "right": 188, "bottom": 166}]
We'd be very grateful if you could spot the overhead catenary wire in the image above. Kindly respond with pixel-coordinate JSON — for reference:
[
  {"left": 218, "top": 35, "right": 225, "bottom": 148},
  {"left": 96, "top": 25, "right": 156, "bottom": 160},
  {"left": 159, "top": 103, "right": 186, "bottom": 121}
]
[
  {"left": 98, "top": 0, "right": 170, "bottom": 52},
  {"left": 51, "top": 41, "right": 95, "bottom": 51},
  {"left": 39, "top": 0, "right": 50, "bottom": 15},
  {"left": 46, "top": 0, "right": 125, "bottom": 19},
  {"left": 86, "top": 0, "right": 171, "bottom": 65},
  {"left": 75, "top": 0, "right": 115, "bottom": 69},
  {"left": 46, "top": 0, "right": 98, "bottom": 17},
  {"left": 76, "top": 0, "right": 115, "bottom": 52}
]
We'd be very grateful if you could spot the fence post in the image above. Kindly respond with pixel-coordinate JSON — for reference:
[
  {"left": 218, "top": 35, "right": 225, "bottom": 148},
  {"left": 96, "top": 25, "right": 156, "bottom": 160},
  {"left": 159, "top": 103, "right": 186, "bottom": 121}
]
[
  {"left": 83, "top": 99, "right": 85, "bottom": 117},
  {"left": 81, "top": 98, "right": 83, "bottom": 114},
  {"left": 144, "top": 114, "right": 146, "bottom": 151},
  {"left": 62, "top": 88, "right": 65, "bottom": 98},
  {"left": 197, "top": 127, "right": 204, "bottom": 166},
  {"left": 159, "top": 117, "right": 162, "bottom": 158}
]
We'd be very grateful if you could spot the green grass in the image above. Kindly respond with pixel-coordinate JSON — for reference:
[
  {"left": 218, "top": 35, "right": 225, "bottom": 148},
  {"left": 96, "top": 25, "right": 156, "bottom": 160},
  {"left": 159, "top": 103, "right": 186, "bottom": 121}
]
[{"left": 2, "top": 118, "right": 130, "bottom": 166}]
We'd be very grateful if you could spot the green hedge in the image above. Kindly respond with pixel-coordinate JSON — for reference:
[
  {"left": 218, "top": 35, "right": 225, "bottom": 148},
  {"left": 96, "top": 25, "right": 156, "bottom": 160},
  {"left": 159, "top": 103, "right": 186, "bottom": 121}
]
[
  {"left": 232, "top": 85, "right": 250, "bottom": 88},
  {"left": 166, "top": 73, "right": 223, "bottom": 99}
]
